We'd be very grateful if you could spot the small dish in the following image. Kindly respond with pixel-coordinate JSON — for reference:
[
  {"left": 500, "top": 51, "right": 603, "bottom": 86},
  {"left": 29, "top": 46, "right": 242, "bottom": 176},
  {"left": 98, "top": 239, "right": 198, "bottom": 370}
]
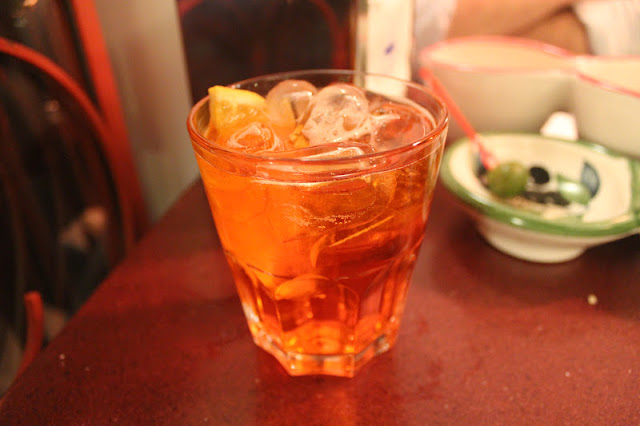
[
  {"left": 572, "top": 55, "right": 640, "bottom": 160},
  {"left": 439, "top": 133, "right": 640, "bottom": 263},
  {"left": 419, "top": 36, "right": 573, "bottom": 140}
]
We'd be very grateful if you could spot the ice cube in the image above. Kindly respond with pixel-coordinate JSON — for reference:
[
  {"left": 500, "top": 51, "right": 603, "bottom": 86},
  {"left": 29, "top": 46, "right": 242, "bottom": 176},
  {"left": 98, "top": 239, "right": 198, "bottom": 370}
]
[
  {"left": 302, "top": 83, "right": 373, "bottom": 146},
  {"left": 274, "top": 274, "right": 359, "bottom": 340},
  {"left": 370, "top": 101, "right": 428, "bottom": 151},
  {"left": 275, "top": 141, "right": 374, "bottom": 160},
  {"left": 265, "top": 80, "right": 318, "bottom": 128},
  {"left": 302, "top": 144, "right": 368, "bottom": 160},
  {"left": 226, "top": 122, "right": 285, "bottom": 154},
  {"left": 284, "top": 168, "right": 396, "bottom": 232},
  {"left": 260, "top": 142, "right": 377, "bottom": 179}
]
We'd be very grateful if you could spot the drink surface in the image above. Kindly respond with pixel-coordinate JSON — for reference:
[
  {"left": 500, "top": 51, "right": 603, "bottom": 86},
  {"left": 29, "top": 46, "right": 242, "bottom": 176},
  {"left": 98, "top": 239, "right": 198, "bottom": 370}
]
[
  {"left": 203, "top": 79, "right": 435, "bottom": 157},
  {"left": 191, "top": 77, "right": 445, "bottom": 376}
]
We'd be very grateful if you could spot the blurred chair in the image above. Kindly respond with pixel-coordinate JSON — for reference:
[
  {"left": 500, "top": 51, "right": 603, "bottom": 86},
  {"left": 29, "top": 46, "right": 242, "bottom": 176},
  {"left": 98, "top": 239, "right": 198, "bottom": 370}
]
[{"left": 0, "top": 0, "right": 147, "bottom": 394}]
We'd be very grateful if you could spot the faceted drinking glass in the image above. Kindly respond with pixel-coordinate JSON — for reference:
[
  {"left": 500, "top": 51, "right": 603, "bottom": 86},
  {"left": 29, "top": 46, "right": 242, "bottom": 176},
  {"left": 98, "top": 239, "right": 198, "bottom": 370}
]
[{"left": 187, "top": 70, "right": 448, "bottom": 377}]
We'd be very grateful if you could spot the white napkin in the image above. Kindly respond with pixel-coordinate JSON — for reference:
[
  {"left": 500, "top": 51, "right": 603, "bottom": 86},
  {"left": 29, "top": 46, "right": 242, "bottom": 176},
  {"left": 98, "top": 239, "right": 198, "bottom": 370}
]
[{"left": 574, "top": 0, "right": 640, "bottom": 55}]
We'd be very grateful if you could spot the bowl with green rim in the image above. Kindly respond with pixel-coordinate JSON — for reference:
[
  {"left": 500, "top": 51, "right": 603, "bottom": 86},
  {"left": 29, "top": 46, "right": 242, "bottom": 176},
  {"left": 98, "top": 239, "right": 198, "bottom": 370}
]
[{"left": 439, "top": 132, "right": 640, "bottom": 263}]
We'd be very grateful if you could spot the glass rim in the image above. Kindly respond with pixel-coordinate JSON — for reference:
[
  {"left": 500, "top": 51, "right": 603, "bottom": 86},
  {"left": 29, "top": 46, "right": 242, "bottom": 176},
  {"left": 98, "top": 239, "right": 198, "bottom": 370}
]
[{"left": 187, "top": 69, "right": 449, "bottom": 165}]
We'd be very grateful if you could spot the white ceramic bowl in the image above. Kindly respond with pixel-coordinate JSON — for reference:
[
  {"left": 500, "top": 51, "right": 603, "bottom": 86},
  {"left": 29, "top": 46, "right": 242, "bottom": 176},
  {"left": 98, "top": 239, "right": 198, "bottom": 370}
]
[
  {"left": 420, "top": 36, "right": 573, "bottom": 140},
  {"left": 439, "top": 133, "right": 640, "bottom": 263},
  {"left": 572, "top": 56, "right": 640, "bottom": 160}
]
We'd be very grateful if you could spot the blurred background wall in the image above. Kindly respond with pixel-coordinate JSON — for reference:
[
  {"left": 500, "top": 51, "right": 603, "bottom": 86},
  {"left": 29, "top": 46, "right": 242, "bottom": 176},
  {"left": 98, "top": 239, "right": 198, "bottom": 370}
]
[{"left": 94, "top": 0, "right": 197, "bottom": 222}]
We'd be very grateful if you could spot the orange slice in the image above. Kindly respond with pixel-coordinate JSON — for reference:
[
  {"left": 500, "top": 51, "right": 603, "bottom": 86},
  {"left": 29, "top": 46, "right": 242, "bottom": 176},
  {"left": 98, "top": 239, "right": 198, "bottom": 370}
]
[{"left": 206, "top": 85, "right": 267, "bottom": 140}]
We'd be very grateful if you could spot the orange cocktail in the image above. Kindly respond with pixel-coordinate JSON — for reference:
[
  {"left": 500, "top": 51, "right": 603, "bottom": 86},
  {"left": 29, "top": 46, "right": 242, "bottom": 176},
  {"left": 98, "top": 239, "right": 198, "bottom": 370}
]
[{"left": 187, "top": 70, "right": 448, "bottom": 377}]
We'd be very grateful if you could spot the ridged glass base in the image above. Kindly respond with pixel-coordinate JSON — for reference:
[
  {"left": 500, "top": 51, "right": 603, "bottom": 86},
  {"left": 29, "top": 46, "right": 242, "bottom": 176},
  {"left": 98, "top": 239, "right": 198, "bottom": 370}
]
[{"left": 250, "top": 325, "right": 395, "bottom": 378}]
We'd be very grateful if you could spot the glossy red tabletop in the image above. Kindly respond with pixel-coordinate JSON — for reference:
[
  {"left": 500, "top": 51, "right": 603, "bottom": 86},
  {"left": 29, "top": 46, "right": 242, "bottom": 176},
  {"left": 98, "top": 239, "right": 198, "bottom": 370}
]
[{"left": 2, "top": 179, "right": 639, "bottom": 424}]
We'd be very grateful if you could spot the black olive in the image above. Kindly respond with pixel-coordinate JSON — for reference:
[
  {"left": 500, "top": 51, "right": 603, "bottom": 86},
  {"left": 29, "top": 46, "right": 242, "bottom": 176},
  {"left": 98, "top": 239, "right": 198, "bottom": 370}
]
[
  {"left": 522, "top": 190, "right": 570, "bottom": 206},
  {"left": 529, "top": 166, "right": 550, "bottom": 184}
]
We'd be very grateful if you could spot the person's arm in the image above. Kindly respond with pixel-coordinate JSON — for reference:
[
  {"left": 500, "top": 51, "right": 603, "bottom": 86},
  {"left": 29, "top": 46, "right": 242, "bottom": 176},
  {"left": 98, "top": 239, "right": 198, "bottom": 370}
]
[
  {"left": 447, "top": 0, "right": 595, "bottom": 53},
  {"left": 518, "top": 8, "right": 591, "bottom": 54},
  {"left": 447, "top": 0, "right": 578, "bottom": 37}
]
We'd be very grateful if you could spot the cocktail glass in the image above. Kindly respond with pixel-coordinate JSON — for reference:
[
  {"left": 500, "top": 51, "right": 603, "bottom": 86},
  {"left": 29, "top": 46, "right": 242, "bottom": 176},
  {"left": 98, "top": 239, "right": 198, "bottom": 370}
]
[{"left": 187, "top": 70, "right": 448, "bottom": 377}]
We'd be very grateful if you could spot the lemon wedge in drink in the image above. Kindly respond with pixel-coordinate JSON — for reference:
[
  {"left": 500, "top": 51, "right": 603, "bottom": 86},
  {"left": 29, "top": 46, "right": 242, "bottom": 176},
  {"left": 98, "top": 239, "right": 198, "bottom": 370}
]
[{"left": 206, "top": 85, "right": 266, "bottom": 139}]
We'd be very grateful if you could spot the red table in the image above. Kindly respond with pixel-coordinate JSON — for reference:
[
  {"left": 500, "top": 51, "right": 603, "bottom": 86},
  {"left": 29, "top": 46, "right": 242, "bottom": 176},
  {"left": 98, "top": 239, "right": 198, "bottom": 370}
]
[{"left": 2, "top": 180, "right": 639, "bottom": 424}]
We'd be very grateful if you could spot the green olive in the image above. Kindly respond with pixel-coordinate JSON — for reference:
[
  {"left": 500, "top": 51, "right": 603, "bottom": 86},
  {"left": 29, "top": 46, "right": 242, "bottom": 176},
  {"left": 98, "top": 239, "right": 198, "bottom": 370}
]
[
  {"left": 557, "top": 174, "right": 592, "bottom": 205},
  {"left": 486, "top": 161, "right": 529, "bottom": 198}
]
